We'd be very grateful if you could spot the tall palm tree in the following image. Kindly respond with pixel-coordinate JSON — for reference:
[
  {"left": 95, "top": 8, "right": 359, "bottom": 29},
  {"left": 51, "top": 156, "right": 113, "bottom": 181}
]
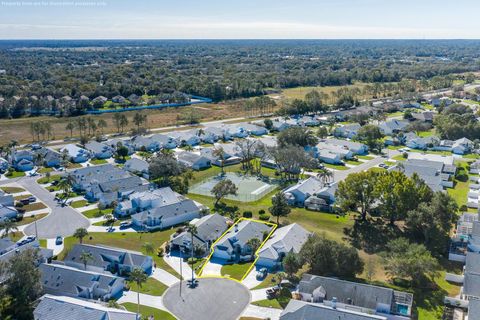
[
  {"left": 317, "top": 168, "right": 333, "bottom": 185},
  {"left": 187, "top": 224, "right": 198, "bottom": 281},
  {"left": 246, "top": 238, "right": 261, "bottom": 261},
  {"left": 57, "top": 177, "right": 72, "bottom": 203},
  {"left": 213, "top": 147, "right": 225, "bottom": 176},
  {"left": 73, "top": 227, "right": 88, "bottom": 244},
  {"left": 79, "top": 251, "right": 94, "bottom": 270},
  {"left": 130, "top": 267, "right": 148, "bottom": 318},
  {"left": 0, "top": 219, "right": 18, "bottom": 238}
]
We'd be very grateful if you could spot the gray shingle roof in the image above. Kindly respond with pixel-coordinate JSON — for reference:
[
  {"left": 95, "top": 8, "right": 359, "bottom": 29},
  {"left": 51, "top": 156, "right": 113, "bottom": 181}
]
[
  {"left": 258, "top": 223, "right": 311, "bottom": 260},
  {"left": 132, "top": 199, "right": 200, "bottom": 222},
  {"left": 171, "top": 214, "right": 228, "bottom": 248},
  {"left": 34, "top": 294, "right": 137, "bottom": 320},
  {"left": 284, "top": 177, "right": 323, "bottom": 198},
  {"left": 215, "top": 220, "right": 272, "bottom": 253},
  {"left": 298, "top": 274, "right": 396, "bottom": 311},
  {"left": 280, "top": 299, "right": 387, "bottom": 320}
]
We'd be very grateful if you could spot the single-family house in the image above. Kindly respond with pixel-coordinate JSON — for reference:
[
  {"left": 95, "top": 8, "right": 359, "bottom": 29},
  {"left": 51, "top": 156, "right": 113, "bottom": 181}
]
[
  {"left": 202, "top": 126, "right": 232, "bottom": 142},
  {"left": 334, "top": 123, "right": 361, "bottom": 139},
  {"left": 149, "top": 134, "right": 177, "bottom": 149},
  {"left": 87, "top": 176, "right": 148, "bottom": 205},
  {"left": 316, "top": 149, "right": 342, "bottom": 164},
  {"left": 64, "top": 244, "right": 153, "bottom": 276},
  {"left": 170, "top": 214, "right": 228, "bottom": 254},
  {"left": 0, "top": 190, "right": 14, "bottom": 207},
  {"left": 0, "top": 204, "right": 19, "bottom": 222},
  {"left": 10, "top": 149, "right": 34, "bottom": 171},
  {"left": 15, "top": 158, "right": 35, "bottom": 172},
  {"left": 280, "top": 300, "right": 388, "bottom": 320},
  {"left": 169, "top": 130, "right": 201, "bottom": 147},
  {"left": 108, "top": 138, "right": 135, "bottom": 155},
  {"left": 324, "top": 138, "right": 369, "bottom": 155},
  {"left": 92, "top": 96, "right": 108, "bottom": 106},
  {"left": 298, "top": 116, "right": 320, "bottom": 127},
  {"left": 256, "top": 223, "right": 311, "bottom": 269},
  {"left": 60, "top": 144, "right": 91, "bottom": 163},
  {"left": 298, "top": 274, "right": 413, "bottom": 318},
  {"left": 212, "top": 219, "right": 273, "bottom": 262},
  {"left": 114, "top": 187, "right": 187, "bottom": 217},
  {"left": 124, "top": 158, "right": 149, "bottom": 178},
  {"left": 0, "top": 240, "right": 52, "bottom": 266},
  {"left": 304, "top": 182, "right": 338, "bottom": 212},
  {"left": 271, "top": 120, "right": 292, "bottom": 132},
  {"left": 283, "top": 176, "right": 324, "bottom": 207},
  {"left": 227, "top": 123, "right": 268, "bottom": 137},
  {"left": 131, "top": 198, "right": 204, "bottom": 231},
  {"left": 131, "top": 135, "right": 160, "bottom": 152},
  {"left": 39, "top": 263, "right": 125, "bottom": 301},
  {"left": 33, "top": 294, "right": 138, "bottom": 320},
  {"left": 85, "top": 141, "right": 114, "bottom": 159},
  {"left": 201, "top": 144, "right": 242, "bottom": 166},
  {"left": 34, "top": 148, "right": 62, "bottom": 167},
  {"left": 70, "top": 164, "right": 130, "bottom": 191},
  {"left": 405, "top": 135, "right": 439, "bottom": 150},
  {"left": 0, "top": 157, "right": 8, "bottom": 172},
  {"left": 177, "top": 152, "right": 211, "bottom": 170},
  {"left": 378, "top": 119, "right": 409, "bottom": 136},
  {"left": 398, "top": 158, "right": 455, "bottom": 192},
  {"left": 452, "top": 138, "right": 473, "bottom": 155},
  {"left": 308, "top": 141, "right": 353, "bottom": 161},
  {"left": 411, "top": 111, "right": 434, "bottom": 123},
  {"left": 112, "top": 95, "right": 126, "bottom": 104}
]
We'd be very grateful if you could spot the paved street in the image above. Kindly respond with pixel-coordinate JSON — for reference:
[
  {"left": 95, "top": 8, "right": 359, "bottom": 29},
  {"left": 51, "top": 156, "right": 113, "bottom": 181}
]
[
  {"left": 15, "top": 177, "right": 90, "bottom": 238},
  {"left": 163, "top": 278, "right": 251, "bottom": 320}
]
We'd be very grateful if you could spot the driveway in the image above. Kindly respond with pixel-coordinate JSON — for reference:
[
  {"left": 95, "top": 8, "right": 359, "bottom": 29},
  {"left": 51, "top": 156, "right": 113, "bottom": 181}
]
[
  {"left": 18, "top": 177, "right": 90, "bottom": 238},
  {"left": 163, "top": 278, "right": 251, "bottom": 320}
]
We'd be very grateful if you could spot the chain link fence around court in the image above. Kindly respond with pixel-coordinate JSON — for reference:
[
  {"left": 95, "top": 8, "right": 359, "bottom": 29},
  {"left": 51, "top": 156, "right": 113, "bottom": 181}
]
[{"left": 189, "top": 172, "right": 277, "bottom": 202}]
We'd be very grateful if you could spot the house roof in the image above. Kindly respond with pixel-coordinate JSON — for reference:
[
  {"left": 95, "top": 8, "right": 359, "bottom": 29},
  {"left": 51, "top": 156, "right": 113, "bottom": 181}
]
[
  {"left": 132, "top": 199, "right": 200, "bottom": 222},
  {"left": 463, "top": 273, "right": 480, "bottom": 297},
  {"left": 65, "top": 244, "right": 149, "bottom": 271},
  {"left": 39, "top": 263, "right": 124, "bottom": 297},
  {"left": 34, "top": 294, "right": 137, "bottom": 320},
  {"left": 60, "top": 144, "right": 90, "bottom": 158},
  {"left": 171, "top": 214, "right": 228, "bottom": 247},
  {"left": 35, "top": 148, "right": 61, "bottom": 163},
  {"left": 96, "top": 176, "right": 146, "bottom": 194},
  {"left": 406, "top": 152, "right": 455, "bottom": 166},
  {"left": 149, "top": 134, "right": 176, "bottom": 147},
  {"left": 324, "top": 138, "right": 366, "bottom": 151},
  {"left": 378, "top": 119, "right": 409, "bottom": 133},
  {"left": 298, "top": 274, "right": 398, "bottom": 311},
  {"left": 71, "top": 164, "right": 131, "bottom": 187},
  {"left": 85, "top": 141, "right": 112, "bottom": 155},
  {"left": 284, "top": 177, "right": 324, "bottom": 198},
  {"left": 258, "top": 223, "right": 311, "bottom": 260},
  {"left": 215, "top": 220, "right": 272, "bottom": 253},
  {"left": 124, "top": 158, "right": 149, "bottom": 173},
  {"left": 168, "top": 130, "right": 199, "bottom": 141},
  {"left": 466, "top": 252, "right": 480, "bottom": 275},
  {"left": 315, "top": 142, "right": 351, "bottom": 157},
  {"left": 129, "top": 187, "right": 181, "bottom": 205},
  {"left": 280, "top": 299, "right": 387, "bottom": 320},
  {"left": 177, "top": 152, "right": 210, "bottom": 166}
]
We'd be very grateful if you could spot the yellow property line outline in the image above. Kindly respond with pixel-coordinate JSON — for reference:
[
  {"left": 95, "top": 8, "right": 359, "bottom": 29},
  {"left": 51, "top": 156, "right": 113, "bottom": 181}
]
[{"left": 197, "top": 217, "right": 277, "bottom": 282}]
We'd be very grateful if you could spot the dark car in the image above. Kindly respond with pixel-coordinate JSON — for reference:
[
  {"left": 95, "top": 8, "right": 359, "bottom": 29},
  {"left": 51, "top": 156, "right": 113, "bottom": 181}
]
[{"left": 55, "top": 236, "right": 63, "bottom": 245}]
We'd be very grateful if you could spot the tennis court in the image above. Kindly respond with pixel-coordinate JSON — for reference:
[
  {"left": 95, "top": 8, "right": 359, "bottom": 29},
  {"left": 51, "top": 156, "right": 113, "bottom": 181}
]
[{"left": 189, "top": 172, "right": 276, "bottom": 202}]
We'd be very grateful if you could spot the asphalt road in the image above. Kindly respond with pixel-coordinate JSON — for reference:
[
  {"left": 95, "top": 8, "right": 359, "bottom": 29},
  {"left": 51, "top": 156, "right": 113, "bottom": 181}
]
[
  {"left": 163, "top": 278, "right": 251, "bottom": 320},
  {"left": 16, "top": 176, "right": 90, "bottom": 238}
]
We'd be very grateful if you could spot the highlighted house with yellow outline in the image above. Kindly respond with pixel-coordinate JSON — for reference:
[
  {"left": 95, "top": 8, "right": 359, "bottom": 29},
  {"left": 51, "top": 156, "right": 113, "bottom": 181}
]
[{"left": 198, "top": 218, "right": 277, "bottom": 281}]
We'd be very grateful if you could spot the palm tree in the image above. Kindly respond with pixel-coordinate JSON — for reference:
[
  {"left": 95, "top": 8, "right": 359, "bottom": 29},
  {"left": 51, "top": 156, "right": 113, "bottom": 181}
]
[
  {"left": 0, "top": 219, "right": 18, "bottom": 238},
  {"left": 57, "top": 177, "right": 72, "bottom": 203},
  {"left": 73, "top": 228, "right": 88, "bottom": 244},
  {"left": 187, "top": 224, "right": 198, "bottom": 281},
  {"left": 317, "top": 168, "right": 333, "bottom": 185},
  {"left": 246, "top": 238, "right": 261, "bottom": 261},
  {"left": 79, "top": 251, "right": 94, "bottom": 270},
  {"left": 103, "top": 213, "right": 115, "bottom": 228},
  {"left": 213, "top": 147, "right": 226, "bottom": 176},
  {"left": 142, "top": 242, "right": 154, "bottom": 255},
  {"left": 130, "top": 267, "right": 148, "bottom": 317}
]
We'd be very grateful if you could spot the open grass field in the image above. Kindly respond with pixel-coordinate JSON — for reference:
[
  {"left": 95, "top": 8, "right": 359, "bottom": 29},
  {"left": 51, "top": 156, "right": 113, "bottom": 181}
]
[
  {"left": 278, "top": 82, "right": 369, "bottom": 101},
  {"left": 0, "top": 100, "right": 252, "bottom": 144},
  {"left": 121, "top": 303, "right": 176, "bottom": 320}
]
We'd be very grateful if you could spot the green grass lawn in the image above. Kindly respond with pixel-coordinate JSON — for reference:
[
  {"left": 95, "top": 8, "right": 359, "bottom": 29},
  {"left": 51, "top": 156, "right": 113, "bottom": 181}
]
[
  {"left": 417, "top": 130, "right": 434, "bottom": 138},
  {"left": 71, "top": 200, "right": 88, "bottom": 208},
  {"left": 384, "top": 161, "right": 395, "bottom": 166},
  {"left": 447, "top": 161, "right": 471, "bottom": 208},
  {"left": 221, "top": 262, "right": 253, "bottom": 281},
  {"left": 357, "top": 155, "right": 374, "bottom": 160},
  {"left": 252, "top": 273, "right": 277, "bottom": 290},
  {"left": 387, "top": 145, "right": 404, "bottom": 150},
  {"left": 90, "top": 159, "right": 108, "bottom": 165},
  {"left": 121, "top": 303, "right": 176, "bottom": 320},
  {"left": 81, "top": 208, "right": 112, "bottom": 219},
  {"left": 37, "top": 174, "right": 62, "bottom": 184},
  {"left": 0, "top": 186, "right": 25, "bottom": 193},
  {"left": 127, "top": 277, "right": 168, "bottom": 296},
  {"left": 38, "top": 167, "right": 53, "bottom": 173},
  {"left": 251, "top": 299, "right": 283, "bottom": 309},
  {"left": 345, "top": 160, "right": 361, "bottom": 166},
  {"left": 324, "top": 163, "right": 349, "bottom": 170},
  {"left": 22, "top": 202, "right": 47, "bottom": 212},
  {"left": 66, "top": 162, "right": 83, "bottom": 169},
  {"left": 39, "top": 239, "right": 47, "bottom": 248},
  {"left": 16, "top": 213, "right": 48, "bottom": 226},
  {"left": 5, "top": 170, "right": 26, "bottom": 178},
  {"left": 58, "top": 231, "right": 179, "bottom": 277},
  {"left": 392, "top": 154, "right": 407, "bottom": 161}
]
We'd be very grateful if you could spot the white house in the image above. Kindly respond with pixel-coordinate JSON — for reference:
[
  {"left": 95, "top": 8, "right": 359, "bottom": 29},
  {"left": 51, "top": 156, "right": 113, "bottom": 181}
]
[
  {"left": 283, "top": 176, "right": 324, "bottom": 207},
  {"left": 256, "top": 223, "right": 311, "bottom": 269},
  {"left": 169, "top": 130, "right": 201, "bottom": 147},
  {"left": 177, "top": 152, "right": 211, "bottom": 170},
  {"left": 124, "top": 158, "right": 149, "bottom": 178},
  {"left": 324, "top": 138, "right": 369, "bottom": 155},
  {"left": 149, "top": 134, "right": 177, "bottom": 149},
  {"left": 85, "top": 141, "right": 114, "bottom": 159},
  {"left": 333, "top": 123, "right": 361, "bottom": 139},
  {"left": 60, "top": 144, "right": 91, "bottom": 163}
]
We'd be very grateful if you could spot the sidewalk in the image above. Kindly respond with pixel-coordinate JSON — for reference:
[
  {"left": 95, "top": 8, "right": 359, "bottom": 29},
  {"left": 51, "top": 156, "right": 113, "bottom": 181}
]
[
  {"left": 163, "top": 254, "right": 195, "bottom": 280},
  {"left": 151, "top": 268, "right": 179, "bottom": 287},
  {"left": 242, "top": 304, "right": 282, "bottom": 320},
  {"left": 117, "top": 290, "right": 167, "bottom": 311}
]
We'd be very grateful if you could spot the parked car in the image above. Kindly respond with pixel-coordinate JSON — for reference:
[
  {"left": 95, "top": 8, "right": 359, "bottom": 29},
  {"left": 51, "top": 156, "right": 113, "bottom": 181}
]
[
  {"left": 107, "top": 227, "right": 116, "bottom": 233},
  {"left": 27, "top": 196, "right": 36, "bottom": 203},
  {"left": 266, "top": 287, "right": 280, "bottom": 299},
  {"left": 55, "top": 236, "right": 63, "bottom": 245},
  {"left": 25, "top": 235, "right": 36, "bottom": 243},
  {"left": 256, "top": 267, "right": 268, "bottom": 280},
  {"left": 119, "top": 221, "right": 131, "bottom": 229}
]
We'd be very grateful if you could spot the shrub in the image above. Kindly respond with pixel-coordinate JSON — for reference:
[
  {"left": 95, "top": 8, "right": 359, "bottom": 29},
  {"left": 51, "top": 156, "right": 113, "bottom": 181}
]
[
  {"left": 259, "top": 213, "right": 270, "bottom": 221},
  {"left": 157, "top": 247, "right": 164, "bottom": 257},
  {"left": 259, "top": 209, "right": 266, "bottom": 215},
  {"left": 460, "top": 205, "right": 468, "bottom": 212},
  {"left": 243, "top": 211, "right": 253, "bottom": 218},
  {"left": 402, "top": 152, "right": 408, "bottom": 159}
]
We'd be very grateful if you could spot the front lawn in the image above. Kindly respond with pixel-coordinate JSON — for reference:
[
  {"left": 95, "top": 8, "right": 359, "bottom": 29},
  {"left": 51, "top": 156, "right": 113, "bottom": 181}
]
[
  {"left": 0, "top": 186, "right": 25, "bottom": 193},
  {"left": 357, "top": 155, "right": 374, "bottom": 160},
  {"left": 345, "top": 160, "right": 361, "bottom": 166},
  {"left": 252, "top": 273, "right": 277, "bottom": 290},
  {"left": 37, "top": 174, "right": 61, "bottom": 184},
  {"left": 121, "top": 303, "right": 176, "bottom": 320},
  {"left": 324, "top": 163, "right": 349, "bottom": 170},
  {"left": 5, "top": 170, "right": 26, "bottom": 179},
  {"left": 16, "top": 213, "right": 48, "bottom": 226},
  {"left": 81, "top": 208, "right": 112, "bottom": 219},
  {"left": 221, "top": 262, "right": 253, "bottom": 281},
  {"left": 127, "top": 277, "right": 168, "bottom": 296},
  {"left": 90, "top": 159, "right": 108, "bottom": 165},
  {"left": 71, "top": 200, "right": 88, "bottom": 208},
  {"left": 38, "top": 167, "right": 53, "bottom": 174},
  {"left": 21, "top": 202, "right": 47, "bottom": 212},
  {"left": 447, "top": 161, "right": 471, "bottom": 208}
]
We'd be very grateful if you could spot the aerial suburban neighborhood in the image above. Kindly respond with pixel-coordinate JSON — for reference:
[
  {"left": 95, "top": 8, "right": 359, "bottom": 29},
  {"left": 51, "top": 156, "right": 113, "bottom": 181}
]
[{"left": 2, "top": 2, "right": 480, "bottom": 320}]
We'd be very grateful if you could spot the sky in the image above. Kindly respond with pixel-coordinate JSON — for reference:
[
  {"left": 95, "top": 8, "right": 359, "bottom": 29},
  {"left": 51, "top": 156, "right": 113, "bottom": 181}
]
[{"left": 0, "top": 0, "right": 479, "bottom": 39}]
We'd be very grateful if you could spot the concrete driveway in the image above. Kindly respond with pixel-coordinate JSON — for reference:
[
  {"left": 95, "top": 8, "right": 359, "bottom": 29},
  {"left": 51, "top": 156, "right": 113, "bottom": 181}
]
[
  {"left": 17, "top": 177, "right": 90, "bottom": 238},
  {"left": 163, "top": 278, "right": 250, "bottom": 320}
]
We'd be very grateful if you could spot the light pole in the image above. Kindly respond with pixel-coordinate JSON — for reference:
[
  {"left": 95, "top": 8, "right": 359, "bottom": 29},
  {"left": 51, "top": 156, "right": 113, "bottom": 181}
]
[{"left": 179, "top": 249, "right": 182, "bottom": 297}]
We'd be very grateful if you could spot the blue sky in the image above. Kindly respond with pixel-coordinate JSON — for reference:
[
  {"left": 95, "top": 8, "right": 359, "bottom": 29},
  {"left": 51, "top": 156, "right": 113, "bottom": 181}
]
[{"left": 0, "top": 0, "right": 479, "bottom": 39}]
